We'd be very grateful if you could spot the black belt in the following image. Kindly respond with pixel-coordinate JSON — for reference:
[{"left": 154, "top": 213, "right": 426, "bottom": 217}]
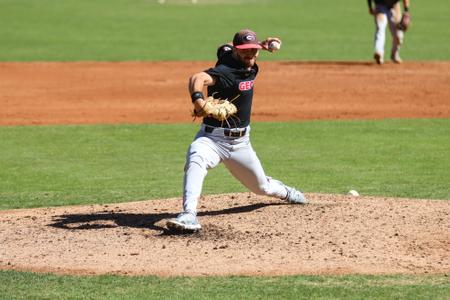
[{"left": 204, "top": 126, "right": 247, "bottom": 137}]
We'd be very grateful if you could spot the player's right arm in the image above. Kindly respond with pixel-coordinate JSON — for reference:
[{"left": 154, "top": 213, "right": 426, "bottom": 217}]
[
  {"left": 189, "top": 72, "right": 216, "bottom": 112},
  {"left": 367, "top": 0, "right": 375, "bottom": 15}
]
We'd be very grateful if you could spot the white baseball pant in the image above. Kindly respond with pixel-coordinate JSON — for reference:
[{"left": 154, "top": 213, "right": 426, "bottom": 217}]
[
  {"left": 182, "top": 124, "right": 288, "bottom": 215},
  {"left": 374, "top": 3, "right": 404, "bottom": 58}
]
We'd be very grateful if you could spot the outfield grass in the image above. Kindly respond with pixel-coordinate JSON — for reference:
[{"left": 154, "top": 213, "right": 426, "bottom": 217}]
[
  {"left": 0, "top": 0, "right": 449, "bottom": 61},
  {"left": 0, "top": 271, "right": 449, "bottom": 300},
  {"left": 1, "top": 119, "right": 449, "bottom": 210}
]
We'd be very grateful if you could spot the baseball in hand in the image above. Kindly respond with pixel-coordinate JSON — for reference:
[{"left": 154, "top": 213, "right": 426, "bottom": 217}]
[{"left": 269, "top": 41, "right": 281, "bottom": 51}]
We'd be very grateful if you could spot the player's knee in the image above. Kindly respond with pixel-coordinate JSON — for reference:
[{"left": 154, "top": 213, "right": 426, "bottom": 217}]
[{"left": 184, "top": 155, "right": 207, "bottom": 172}]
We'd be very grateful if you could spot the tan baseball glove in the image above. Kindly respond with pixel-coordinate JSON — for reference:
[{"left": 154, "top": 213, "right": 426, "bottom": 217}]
[
  {"left": 397, "top": 12, "right": 411, "bottom": 31},
  {"left": 192, "top": 96, "right": 237, "bottom": 121}
]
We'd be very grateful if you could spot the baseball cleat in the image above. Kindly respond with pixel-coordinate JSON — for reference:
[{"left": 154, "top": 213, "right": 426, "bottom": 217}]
[
  {"left": 374, "top": 52, "right": 384, "bottom": 65},
  {"left": 166, "top": 212, "right": 201, "bottom": 231},
  {"left": 391, "top": 52, "right": 403, "bottom": 64},
  {"left": 283, "top": 186, "right": 307, "bottom": 204}
]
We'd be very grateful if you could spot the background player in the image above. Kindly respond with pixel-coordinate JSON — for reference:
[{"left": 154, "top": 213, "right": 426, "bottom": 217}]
[
  {"left": 368, "top": 0, "right": 411, "bottom": 64},
  {"left": 166, "top": 29, "right": 307, "bottom": 232}
]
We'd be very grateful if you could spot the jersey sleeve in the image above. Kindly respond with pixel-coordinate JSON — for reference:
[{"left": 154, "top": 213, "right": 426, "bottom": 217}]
[{"left": 205, "top": 65, "right": 235, "bottom": 89}]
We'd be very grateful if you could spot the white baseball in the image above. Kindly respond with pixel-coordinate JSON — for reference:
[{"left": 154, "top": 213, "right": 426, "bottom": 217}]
[
  {"left": 348, "top": 190, "right": 360, "bottom": 197},
  {"left": 269, "top": 41, "right": 281, "bottom": 51}
]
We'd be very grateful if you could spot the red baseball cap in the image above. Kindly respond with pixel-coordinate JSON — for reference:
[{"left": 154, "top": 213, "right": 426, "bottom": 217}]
[{"left": 232, "top": 29, "right": 262, "bottom": 49}]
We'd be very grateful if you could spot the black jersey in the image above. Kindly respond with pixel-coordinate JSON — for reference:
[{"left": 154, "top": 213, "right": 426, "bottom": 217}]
[
  {"left": 374, "top": 0, "right": 399, "bottom": 8},
  {"left": 204, "top": 51, "right": 258, "bottom": 128}
]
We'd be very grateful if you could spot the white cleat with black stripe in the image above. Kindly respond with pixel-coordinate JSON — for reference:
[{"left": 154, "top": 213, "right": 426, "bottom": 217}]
[
  {"left": 283, "top": 186, "right": 307, "bottom": 204},
  {"left": 166, "top": 212, "right": 202, "bottom": 232}
]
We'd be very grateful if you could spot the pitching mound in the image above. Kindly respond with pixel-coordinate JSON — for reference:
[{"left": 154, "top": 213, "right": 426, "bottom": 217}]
[{"left": 1, "top": 193, "right": 449, "bottom": 276}]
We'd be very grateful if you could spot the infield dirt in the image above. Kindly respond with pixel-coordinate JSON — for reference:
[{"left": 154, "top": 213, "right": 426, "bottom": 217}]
[
  {"left": 1, "top": 61, "right": 449, "bottom": 125},
  {"left": 0, "top": 62, "right": 449, "bottom": 276}
]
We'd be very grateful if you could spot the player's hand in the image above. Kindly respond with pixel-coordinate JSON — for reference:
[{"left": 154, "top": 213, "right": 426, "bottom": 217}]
[{"left": 260, "top": 37, "right": 282, "bottom": 52}]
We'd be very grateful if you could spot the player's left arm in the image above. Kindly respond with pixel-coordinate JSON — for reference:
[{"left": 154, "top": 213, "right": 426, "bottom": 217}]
[
  {"left": 397, "top": 0, "right": 411, "bottom": 31},
  {"left": 402, "top": 0, "right": 410, "bottom": 12}
]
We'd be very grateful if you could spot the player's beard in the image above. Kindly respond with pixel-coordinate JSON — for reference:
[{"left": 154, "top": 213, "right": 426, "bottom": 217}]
[
  {"left": 242, "top": 56, "right": 257, "bottom": 68},
  {"left": 234, "top": 49, "right": 259, "bottom": 68}
]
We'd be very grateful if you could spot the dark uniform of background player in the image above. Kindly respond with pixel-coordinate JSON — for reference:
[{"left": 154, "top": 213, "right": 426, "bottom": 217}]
[
  {"left": 368, "top": 0, "right": 411, "bottom": 64},
  {"left": 166, "top": 29, "right": 306, "bottom": 232}
]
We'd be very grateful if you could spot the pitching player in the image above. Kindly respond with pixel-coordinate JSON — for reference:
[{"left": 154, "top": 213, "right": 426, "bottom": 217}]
[
  {"left": 368, "top": 0, "right": 411, "bottom": 64},
  {"left": 166, "top": 29, "right": 306, "bottom": 232}
]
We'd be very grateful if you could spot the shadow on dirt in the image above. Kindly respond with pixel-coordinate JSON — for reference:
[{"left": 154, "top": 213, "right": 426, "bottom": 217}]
[{"left": 49, "top": 202, "right": 283, "bottom": 233}]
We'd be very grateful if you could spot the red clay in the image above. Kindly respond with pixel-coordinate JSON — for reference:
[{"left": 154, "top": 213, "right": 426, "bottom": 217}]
[{"left": 1, "top": 61, "right": 449, "bottom": 125}]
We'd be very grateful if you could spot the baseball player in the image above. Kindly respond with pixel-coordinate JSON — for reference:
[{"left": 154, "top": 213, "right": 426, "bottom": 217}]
[
  {"left": 166, "top": 29, "right": 307, "bottom": 232},
  {"left": 368, "top": 0, "right": 411, "bottom": 64}
]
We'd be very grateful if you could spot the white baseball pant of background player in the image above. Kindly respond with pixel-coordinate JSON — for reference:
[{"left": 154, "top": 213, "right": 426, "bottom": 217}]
[
  {"left": 374, "top": 3, "right": 404, "bottom": 62},
  {"left": 182, "top": 124, "right": 289, "bottom": 215}
]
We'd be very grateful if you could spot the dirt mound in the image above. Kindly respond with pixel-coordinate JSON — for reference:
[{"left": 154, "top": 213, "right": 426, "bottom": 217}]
[{"left": 1, "top": 193, "right": 449, "bottom": 276}]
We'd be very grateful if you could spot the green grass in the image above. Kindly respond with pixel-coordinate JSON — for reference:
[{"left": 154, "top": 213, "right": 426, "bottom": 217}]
[
  {"left": 0, "top": 0, "right": 449, "bottom": 61},
  {"left": 1, "top": 119, "right": 449, "bottom": 210},
  {"left": 0, "top": 271, "right": 449, "bottom": 300}
]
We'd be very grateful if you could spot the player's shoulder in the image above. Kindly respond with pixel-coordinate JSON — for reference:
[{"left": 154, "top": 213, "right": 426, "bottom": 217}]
[
  {"left": 206, "top": 62, "right": 231, "bottom": 77},
  {"left": 216, "top": 43, "right": 234, "bottom": 60}
]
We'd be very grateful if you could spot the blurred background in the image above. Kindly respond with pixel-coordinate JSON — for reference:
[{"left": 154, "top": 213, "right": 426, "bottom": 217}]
[{"left": 1, "top": 0, "right": 449, "bottom": 61}]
